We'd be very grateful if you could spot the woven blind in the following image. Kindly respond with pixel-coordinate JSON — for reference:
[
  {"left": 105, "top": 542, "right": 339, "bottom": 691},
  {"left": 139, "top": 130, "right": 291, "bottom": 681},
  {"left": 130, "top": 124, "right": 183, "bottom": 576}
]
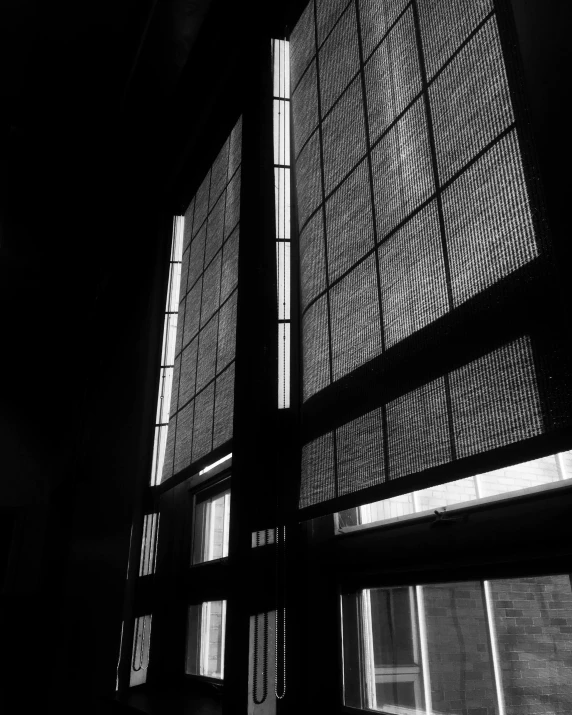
[
  {"left": 291, "top": 0, "right": 571, "bottom": 514},
  {"left": 162, "top": 118, "right": 242, "bottom": 480}
]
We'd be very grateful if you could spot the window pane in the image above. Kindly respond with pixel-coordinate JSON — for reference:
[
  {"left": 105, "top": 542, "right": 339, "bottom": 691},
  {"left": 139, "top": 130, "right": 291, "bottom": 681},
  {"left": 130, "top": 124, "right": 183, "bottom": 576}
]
[
  {"left": 339, "top": 451, "right": 572, "bottom": 530},
  {"left": 277, "top": 242, "right": 291, "bottom": 321},
  {"left": 139, "top": 513, "right": 160, "bottom": 577},
  {"left": 278, "top": 322, "right": 291, "bottom": 410},
  {"left": 129, "top": 614, "right": 152, "bottom": 687},
  {"left": 186, "top": 601, "right": 227, "bottom": 679},
  {"left": 192, "top": 488, "right": 231, "bottom": 564},
  {"left": 343, "top": 575, "right": 572, "bottom": 713}
]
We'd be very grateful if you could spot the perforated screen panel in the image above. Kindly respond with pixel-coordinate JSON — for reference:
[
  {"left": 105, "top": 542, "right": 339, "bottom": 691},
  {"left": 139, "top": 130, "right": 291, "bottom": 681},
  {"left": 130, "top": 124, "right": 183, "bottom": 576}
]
[
  {"left": 291, "top": 1, "right": 572, "bottom": 514},
  {"left": 162, "top": 118, "right": 242, "bottom": 481}
]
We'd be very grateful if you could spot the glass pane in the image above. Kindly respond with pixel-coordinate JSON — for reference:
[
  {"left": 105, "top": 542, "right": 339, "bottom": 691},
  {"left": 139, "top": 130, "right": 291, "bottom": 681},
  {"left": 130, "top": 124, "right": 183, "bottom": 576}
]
[
  {"left": 150, "top": 424, "right": 168, "bottom": 487},
  {"left": 139, "top": 513, "right": 160, "bottom": 577},
  {"left": 274, "top": 167, "right": 291, "bottom": 239},
  {"left": 155, "top": 366, "right": 174, "bottom": 425},
  {"left": 343, "top": 575, "right": 572, "bottom": 714},
  {"left": 476, "top": 455, "right": 561, "bottom": 498},
  {"left": 166, "top": 260, "right": 182, "bottom": 313},
  {"left": 273, "top": 99, "right": 291, "bottom": 166},
  {"left": 272, "top": 39, "right": 290, "bottom": 99},
  {"left": 277, "top": 242, "right": 291, "bottom": 321},
  {"left": 413, "top": 475, "right": 477, "bottom": 511},
  {"left": 423, "top": 582, "right": 498, "bottom": 714},
  {"left": 278, "top": 322, "right": 290, "bottom": 410},
  {"left": 339, "top": 452, "right": 572, "bottom": 531},
  {"left": 129, "top": 614, "right": 152, "bottom": 687},
  {"left": 490, "top": 575, "right": 572, "bottom": 715},
  {"left": 186, "top": 601, "right": 227, "bottom": 679},
  {"left": 161, "top": 313, "right": 178, "bottom": 367},
  {"left": 192, "top": 488, "right": 231, "bottom": 564}
]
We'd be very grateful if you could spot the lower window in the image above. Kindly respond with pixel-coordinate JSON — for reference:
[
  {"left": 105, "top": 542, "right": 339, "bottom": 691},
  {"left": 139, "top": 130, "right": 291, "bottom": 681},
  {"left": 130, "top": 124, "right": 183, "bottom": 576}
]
[
  {"left": 186, "top": 600, "right": 227, "bottom": 679},
  {"left": 342, "top": 575, "right": 572, "bottom": 714}
]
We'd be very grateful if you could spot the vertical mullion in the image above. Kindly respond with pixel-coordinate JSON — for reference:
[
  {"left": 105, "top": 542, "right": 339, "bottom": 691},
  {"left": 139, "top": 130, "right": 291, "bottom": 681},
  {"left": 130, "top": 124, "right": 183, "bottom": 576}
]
[
  {"left": 483, "top": 580, "right": 507, "bottom": 715},
  {"left": 411, "top": 0, "right": 458, "bottom": 462},
  {"left": 353, "top": 0, "right": 391, "bottom": 485},
  {"left": 415, "top": 585, "right": 433, "bottom": 715}
]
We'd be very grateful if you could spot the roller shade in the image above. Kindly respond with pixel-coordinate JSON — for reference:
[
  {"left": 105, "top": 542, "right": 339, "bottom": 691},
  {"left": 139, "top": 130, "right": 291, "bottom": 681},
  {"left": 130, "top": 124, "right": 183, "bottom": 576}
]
[
  {"left": 162, "top": 118, "right": 242, "bottom": 481},
  {"left": 290, "top": 0, "right": 572, "bottom": 517}
]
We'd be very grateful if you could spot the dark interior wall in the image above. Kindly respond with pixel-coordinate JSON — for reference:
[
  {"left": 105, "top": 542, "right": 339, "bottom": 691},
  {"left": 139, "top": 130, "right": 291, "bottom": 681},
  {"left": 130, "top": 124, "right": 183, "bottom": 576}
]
[{"left": 0, "top": 1, "right": 306, "bottom": 712}]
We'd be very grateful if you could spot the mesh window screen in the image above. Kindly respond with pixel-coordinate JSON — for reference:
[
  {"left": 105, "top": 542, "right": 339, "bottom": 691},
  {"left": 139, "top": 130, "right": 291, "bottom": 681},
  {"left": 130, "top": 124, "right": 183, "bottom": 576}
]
[
  {"left": 291, "top": 1, "right": 571, "bottom": 514},
  {"left": 161, "top": 118, "right": 242, "bottom": 481}
]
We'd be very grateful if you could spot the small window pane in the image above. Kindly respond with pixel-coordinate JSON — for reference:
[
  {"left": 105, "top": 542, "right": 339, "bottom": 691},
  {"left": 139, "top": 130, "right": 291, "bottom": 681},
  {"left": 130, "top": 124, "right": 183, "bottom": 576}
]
[
  {"left": 150, "top": 424, "right": 168, "bottom": 487},
  {"left": 339, "top": 451, "right": 572, "bottom": 531},
  {"left": 192, "top": 488, "right": 231, "bottom": 564},
  {"left": 155, "top": 366, "right": 174, "bottom": 425},
  {"left": 139, "top": 513, "right": 160, "bottom": 577},
  {"left": 277, "top": 242, "right": 291, "bottom": 321},
  {"left": 130, "top": 615, "right": 152, "bottom": 687},
  {"left": 186, "top": 601, "right": 227, "bottom": 679},
  {"left": 274, "top": 168, "right": 291, "bottom": 239},
  {"left": 278, "top": 323, "right": 291, "bottom": 409}
]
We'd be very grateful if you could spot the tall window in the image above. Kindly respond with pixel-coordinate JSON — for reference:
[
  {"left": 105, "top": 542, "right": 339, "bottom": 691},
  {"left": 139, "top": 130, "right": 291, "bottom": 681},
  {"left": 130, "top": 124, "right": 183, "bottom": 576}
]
[
  {"left": 151, "top": 216, "right": 184, "bottom": 486},
  {"left": 273, "top": 39, "right": 292, "bottom": 409}
]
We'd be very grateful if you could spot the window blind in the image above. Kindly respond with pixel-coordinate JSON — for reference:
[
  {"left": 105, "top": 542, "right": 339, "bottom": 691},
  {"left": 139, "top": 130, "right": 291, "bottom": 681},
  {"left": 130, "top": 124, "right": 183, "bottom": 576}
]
[
  {"left": 162, "top": 118, "right": 242, "bottom": 481},
  {"left": 291, "top": 0, "right": 572, "bottom": 516}
]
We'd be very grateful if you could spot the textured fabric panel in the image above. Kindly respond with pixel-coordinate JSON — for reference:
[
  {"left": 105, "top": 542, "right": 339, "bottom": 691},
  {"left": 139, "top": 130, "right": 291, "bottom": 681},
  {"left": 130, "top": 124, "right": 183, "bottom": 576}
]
[
  {"left": 330, "top": 254, "right": 382, "bottom": 381},
  {"left": 217, "top": 291, "right": 238, "bottom": 373},
  {"left": 371, "top": 97, "right": 433, "bottom": 240},
  {"left": 213, "top": 363, "right": 235, "bottom": 449},
  {"left": 358, "top": 0, "right": 409, "bottom": 60},
  {"left": 174, "top": 401, "right": 194, "bottom": 475},
  {"left": 290, "top": 0, "right": 316, "bottom": 91},
  {"left": 322, "top": 77, "right": 366, "bottom": 195},
  {"left": 228, "top": 117, "right": 242, "bottom": 184},
  {"left": 292, "top": 60, "right": 319, "bottom": 157},
  {"left": 443, "top": 131, "right": 537, "bottom": 308},
  {"left": 299, "top": 431, "right": 336, "bottom": 507},
  {"left": 430, "top": 18, "right": 513, "bottom": 185},
  {"left": 365, "top": 7, "right": 421, "bottom": 143},
  {"left": 196, "top": 316, "right": 218, "bottom": 392},
  {"left": 210, "top": 140, "right": 230, "bottom": 210},
  {"left": 451, "top": 338, "right": 543, "bottom": 459},
  {"left": 302, "top": 296, "right": 331, "bottom": 401},
  {"left": 162, "top": 417, "right": 176, "bottom": 481},
  {"left": 188, "top": 224, "right": 206, "bottom": 290},
  {"left": 184, "top": 279, "right": 202, "bottom": 347},
  {"left": 205, "top": 192, "right": 226, "bottom": 266},
  {"left": 318, "top": 3, "right": 360, "bottom": 116},
  {"left": 193, "top": 174, "right": 211, "bottom": 237},
  {"left": 386, "top": 378, "right": 451, "bottom": 479},
  {"left": 378, "top": 201, "right": 449, "bottom": 348},
  {"left": 225, "top": 172, "right": 241, "bottom": 239},
  {"left": 192, "top": 383, "right": 215, "bottom": 461},
  {"left": 299, "top": 211, "right": 327, "bottom": 311},
  {"left": 220, "top": 227, "right": 239, "bottom": 302},
  {"left": 418, "top": 0, "right": 493, "bottom": 79},
  {"left": 165, "top": 118, "right": 241, "bottom": 480},
  {"left": 325, "top": 158, "right": 374, "bottom": 282},
  {"left": 200, "top": 252, "right": 221, "bottom": 328},
  {"left": 316, "top": 0, "right": 352, "bottom": 46},
  {"left": 296, "top": 130, "right": 323, "bottom": 227},
  {"left": 183, "top": 197, "right": 195, "bottom": 253},
  {"left": 337, "top": 407, "right": 385, "bottom": 495},
  {"left": 179, "top": 338, "right": 198, "bottom": 407}
]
